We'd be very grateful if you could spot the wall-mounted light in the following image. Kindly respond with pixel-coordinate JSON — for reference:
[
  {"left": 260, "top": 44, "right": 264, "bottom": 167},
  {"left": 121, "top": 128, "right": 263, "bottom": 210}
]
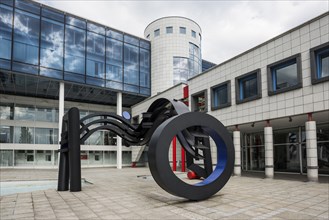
[
  {"left": 289, "top": 116, "right": 292, "bottom": 122},
  {"left": 251, "top": 122, "right": 255, "bottom": 127}
]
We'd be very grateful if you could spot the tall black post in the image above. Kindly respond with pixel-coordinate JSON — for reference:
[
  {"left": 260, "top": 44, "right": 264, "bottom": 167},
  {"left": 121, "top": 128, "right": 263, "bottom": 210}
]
[
  {"left": 68, "top": 107, "right": 81, "bottom": 192},
  {"left": 58, "top": 119, "right": 69, "bottom": 191}
]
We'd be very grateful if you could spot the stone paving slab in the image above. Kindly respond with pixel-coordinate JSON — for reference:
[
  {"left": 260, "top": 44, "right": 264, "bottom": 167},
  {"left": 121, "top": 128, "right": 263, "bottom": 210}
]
[{"left": 0, "top": 168, "right": 328, "bottom": 220}]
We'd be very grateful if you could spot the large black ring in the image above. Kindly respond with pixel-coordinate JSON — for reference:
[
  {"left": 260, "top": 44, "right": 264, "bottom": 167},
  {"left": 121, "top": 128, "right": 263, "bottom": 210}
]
[{"left": 148, "top": 112, "right": 234, "bottom": 201}]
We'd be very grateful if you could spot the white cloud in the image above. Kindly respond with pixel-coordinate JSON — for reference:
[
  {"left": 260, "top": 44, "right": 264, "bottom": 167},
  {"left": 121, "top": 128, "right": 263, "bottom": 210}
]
[{"left": 37, "top": 0, "right": 328, "bottom": 64}]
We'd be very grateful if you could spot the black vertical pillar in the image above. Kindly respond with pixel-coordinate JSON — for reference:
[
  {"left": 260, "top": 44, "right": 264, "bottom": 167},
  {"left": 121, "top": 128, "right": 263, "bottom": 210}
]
[
  {"left": 58, "top": 120, "right": 69, "bottom": 191},
  {"left": 68, "top": 107, "right": 81, "bottom": 192},
  {"left": 203, "top": 137, "right": 213, "bottom": 177}
]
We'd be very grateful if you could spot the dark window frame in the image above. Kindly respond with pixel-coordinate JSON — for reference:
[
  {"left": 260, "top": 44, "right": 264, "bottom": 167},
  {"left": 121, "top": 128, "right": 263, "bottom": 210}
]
[
  {"left": 211, "top": 80, "right": 231, "bottom": 110},
  {"left": 310, "top": 42, "right": 329, "bottom": 85},
  {"left": 166, "top": 26, "right": 173, "bottom": 34},
  {"left": 235, "top": 69, "right": 262, "bottom": 104},
  {"left": 154, "top": 29, "right": 160, "bottom": 37},
  {"left": 191, "top": 89, "right": 208, "bottom": 112},
  {"left": 267, "top": 53, "right": 302, "bottom": 96}
]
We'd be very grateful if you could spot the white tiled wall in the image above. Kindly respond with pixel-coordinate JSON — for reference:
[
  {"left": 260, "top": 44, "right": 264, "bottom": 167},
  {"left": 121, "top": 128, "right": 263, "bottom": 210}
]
[
  {"left": 133, "top": 13, "right": 329, "bottom": 128},
  {"left": 145, "top": 17, "right": 201, "bottom": 96}
]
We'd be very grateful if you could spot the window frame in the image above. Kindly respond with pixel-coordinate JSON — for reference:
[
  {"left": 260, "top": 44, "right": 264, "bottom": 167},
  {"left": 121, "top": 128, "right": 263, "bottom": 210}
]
[
  {"left": 166, "top": 26, "right": 173, "bottom": 34},
  {"left": 267, "top": 53, "right": 302, "bottom": 96},
  {"left": 235, "top": 69, "right": 262, "bottom": 104},
  {"left": 154, "top": 29, "right": 160, "bottom": 37},
  {"left": 211, "top": 80, "right": 231, "bottom": 110},
  {"left": 191, "top": 30, "right": 196, "bottom": 38},
  {"left": 310, "top": 42, "right": 329, "bottom": 85},
  {"left": 179, "top": 27, "right": 186, "bottom": 34},
  {"left": 191, "top": 89, "right": 208, "bottom": 112}
]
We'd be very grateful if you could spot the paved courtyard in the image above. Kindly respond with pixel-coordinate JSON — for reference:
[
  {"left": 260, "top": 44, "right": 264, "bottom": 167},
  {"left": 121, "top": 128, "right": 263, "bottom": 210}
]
[{"left": 0, "top": 167, "right": 328, "bottom": 220}]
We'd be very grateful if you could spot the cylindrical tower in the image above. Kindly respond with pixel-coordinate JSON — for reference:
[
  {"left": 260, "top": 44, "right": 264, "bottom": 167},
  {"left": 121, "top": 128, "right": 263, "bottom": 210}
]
[{"left": 145, "top": 16, "right": 202, "bottom": 95}]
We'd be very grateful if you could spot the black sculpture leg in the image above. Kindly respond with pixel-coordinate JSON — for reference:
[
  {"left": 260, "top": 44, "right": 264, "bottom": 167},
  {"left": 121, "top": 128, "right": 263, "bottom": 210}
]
[
  {"left": 57, "top": 141, "right": 69, "bottom": 191},
  {"left": 148, "top": 112, "right": 234, "bottom": 201},
  {"left": 68, "top": 107, "right": 81, "bottom": 192}
]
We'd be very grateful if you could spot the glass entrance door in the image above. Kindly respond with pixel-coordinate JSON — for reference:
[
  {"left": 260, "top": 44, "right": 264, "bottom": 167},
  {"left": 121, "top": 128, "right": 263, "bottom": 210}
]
[{"left": 242, "top": 132, "right": 265, "bottom": 171}]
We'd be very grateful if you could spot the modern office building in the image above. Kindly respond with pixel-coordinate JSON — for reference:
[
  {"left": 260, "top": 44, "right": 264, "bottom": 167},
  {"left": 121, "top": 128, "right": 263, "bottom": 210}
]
[
  {"left": 0, "top": 0, "right": 152, "bottom": 168},
  {"left": 0, "top": 0, "right": 328, "bottom": 182},
  {"left": 132, "top": 12, "right": 329, "bottom": 181}
]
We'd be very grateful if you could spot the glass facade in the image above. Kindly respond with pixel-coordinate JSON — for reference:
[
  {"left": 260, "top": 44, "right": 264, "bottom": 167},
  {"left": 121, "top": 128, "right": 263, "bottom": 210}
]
[
  {"left": 189, "top": 43, "right": 202, "bottom": 78},
  {"left": 0, "top": 0, "right": 151, "bottom": 96},
  {"left": 173, "top": 43, "right": 202, "bottom": 85},
  {"left": 0, "top": 100, "right": 134, "bottom": 167}
]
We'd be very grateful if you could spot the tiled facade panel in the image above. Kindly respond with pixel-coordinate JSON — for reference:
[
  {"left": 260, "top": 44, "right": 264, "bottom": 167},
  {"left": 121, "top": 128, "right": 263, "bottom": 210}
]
[
  {"left": 145, "top": 17, "right": 202, "bottom": 95},
  {"left": 187, "top": 14, "right": 328, "bottom": 127}
]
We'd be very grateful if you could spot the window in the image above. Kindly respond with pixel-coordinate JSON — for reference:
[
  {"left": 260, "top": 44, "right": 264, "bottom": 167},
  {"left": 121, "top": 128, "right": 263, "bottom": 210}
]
[
  {"left": 13, "top": 9, "right": 40, "bottom": 66},
  {"left": 191, "top": 30, "right": 196, "bottom": 38},
  {"left": 211, "top": 81, "right": 231, "bottom": 110},
  {"left": 0, "top": 4, "right": 13, "bottom": 63},
  {"left": 64, "top": 25, "right": 86, "bottom": 75},
  {"left": 267, "top": 54, "right": 302, "bottom": 95},
  {"left": 189, "top": 42, "right": 201, "bottom": 78},
  {"left": 166, "top": 26, "right": 173, "bottom": 34},
  {"left": 310, "top": 42, "right": 329, "bottom": 84},
  {"left": 154, "top": 29, "right": 160, "bottom": 37},
  {"left": 173, "top": 57, "right": 189, "bottom": 85},
  {"left": 124, "top": 43, "right": 139, "bottom": 86},
  {"left": 235, "top": 69, "right": 261, "bottom": 104},
  {"left": 179, "top": 27, "right": 186, "bottom": 34},
  {"left": 191, "top": 90, "right": 207, "bottom": 112},
  {"left": 86, "top": 31, "right": 105, "bottom": 79},
  {"left": 40, "top": 17, "right": 64, "bottom": 71}
]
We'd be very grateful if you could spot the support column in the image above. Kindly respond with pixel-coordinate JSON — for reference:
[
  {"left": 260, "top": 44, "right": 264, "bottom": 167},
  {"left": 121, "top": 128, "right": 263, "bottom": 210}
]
[
  {"left": 233, "top": 126, "right": 241, "bottom": 176},
  {"left": 306, "top": 113, "right": 318, "bottom": 182},
  {"left": 57, "top": 82, "right": 64, "bottom": 165},
  {"left": 264, "top": 121, "right": 274, "bottom": 178},
  {"left": 116, "top": 92, "right": 122, "bottom": 169}
]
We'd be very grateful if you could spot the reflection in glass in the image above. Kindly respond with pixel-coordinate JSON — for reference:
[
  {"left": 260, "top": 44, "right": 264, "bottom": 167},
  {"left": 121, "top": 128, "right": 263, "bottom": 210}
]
[
  {"left": 106, "top": 38, "right": 122, "bottom": 82},
  {"left": 106, "top": 29, "right": 123, "bottom": 41},
  {"left": 189, "top": 43, "right": 201, "bottom": 78},
  {"left": 173, "top": 57, "right": 189, "bottom": 85},
  {"left": 0, "top": 126, "right": 13, "bottom": 143},
  {"left": 319, "top": 53, "right": 329, "bottom": 78},
  {"left": 0, "top": 4, "right": 13, "bottom": 60},
  {"left": 14, "top": 105, "right": 35, "bottom": 121},
  {"left": 213, "top": 84, "right": 228, "bottom": 107},
  {"left": 124, "top": 44, "right": 139, "bottom": 85},
  {"left": 273, "top": 61, "right": 298, "bottom": 90},
  {"left": 35, "top": 128, "right": 54, "bottom": 144},
  {"left": 124, "top": 35, "right": 139, "bottom": 46},
  {"left": 87, "top": 32, "right": 105, "bottom": 78},
  {"left": 14, "top": 127, "right": 34, "bottom": 144},
  {"left": 0, "top": 104, "right": 13, "bottom": 120},
  {"left": 66, "top": 15, "right": 86, "bottom": 29},
  {"left": 240, "top": 74, "right": 257, "bottom": 99},
  {"left": 42, "top": 7, "right": 64, "bottom": 22},
  {"left": 13, "top": 9, "right": 40, "bottom": 65},
  {"left": 35, "top": 107, "right": 58, "bottom": 122},
  {"left": 140, "top": 48, "right": 150, "bottom": 88},
  {"left": 87, "top": 22, "right": 105, "bottom": 35},
  {"left": 40, "top": 18, "right": 64, "bottom": 70},
  {"left": 65, "top": 25, "right": 85, "bottom": 74}
]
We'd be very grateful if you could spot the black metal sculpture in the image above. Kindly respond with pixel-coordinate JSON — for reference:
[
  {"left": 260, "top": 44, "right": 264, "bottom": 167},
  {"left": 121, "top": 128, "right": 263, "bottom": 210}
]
[{"left": 58, "top": 98, "right": 234, "bottom": 201}]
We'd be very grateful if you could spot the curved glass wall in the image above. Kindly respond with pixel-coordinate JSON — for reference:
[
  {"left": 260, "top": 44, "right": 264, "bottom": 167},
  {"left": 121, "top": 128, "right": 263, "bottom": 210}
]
[
  {"left": 0, "top": 0, "right": 151, "bottom": 96},
  {"left": 173, "top": 43, "right": 202, "bottom": 85}
]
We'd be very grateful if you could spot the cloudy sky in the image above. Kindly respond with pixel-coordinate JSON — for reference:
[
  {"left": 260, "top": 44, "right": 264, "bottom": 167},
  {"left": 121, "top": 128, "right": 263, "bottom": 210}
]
[{"left": 37, "top": 0, "right": 328, "bottom": 64}]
